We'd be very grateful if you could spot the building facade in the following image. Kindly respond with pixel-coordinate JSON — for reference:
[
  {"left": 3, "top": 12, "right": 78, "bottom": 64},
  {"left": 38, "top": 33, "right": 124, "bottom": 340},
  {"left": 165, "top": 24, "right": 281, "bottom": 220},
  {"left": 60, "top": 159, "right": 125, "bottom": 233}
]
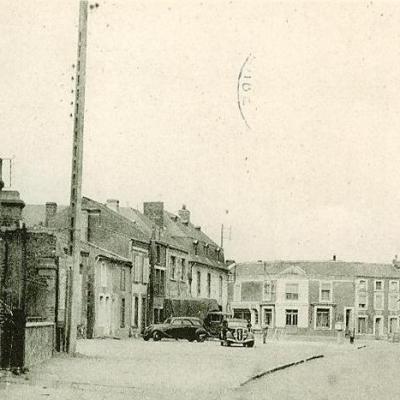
[{"left": 228, "top": 260, "right": 400, "bottom": 338}]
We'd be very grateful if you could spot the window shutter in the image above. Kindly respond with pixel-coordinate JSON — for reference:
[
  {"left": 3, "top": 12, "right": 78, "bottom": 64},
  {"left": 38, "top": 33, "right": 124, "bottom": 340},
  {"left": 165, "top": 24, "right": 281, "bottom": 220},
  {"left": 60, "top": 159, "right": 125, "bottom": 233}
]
[{"left": 143, "top": 258, "right": 150, "bottom": 284}]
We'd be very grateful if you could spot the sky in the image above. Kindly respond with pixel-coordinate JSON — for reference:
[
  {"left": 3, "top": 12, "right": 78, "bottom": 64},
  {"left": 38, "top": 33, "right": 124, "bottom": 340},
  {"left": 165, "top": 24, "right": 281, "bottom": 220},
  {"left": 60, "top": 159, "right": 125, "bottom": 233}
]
[{"left": 2, "top": 0, "right": 400, "bottom": 263}]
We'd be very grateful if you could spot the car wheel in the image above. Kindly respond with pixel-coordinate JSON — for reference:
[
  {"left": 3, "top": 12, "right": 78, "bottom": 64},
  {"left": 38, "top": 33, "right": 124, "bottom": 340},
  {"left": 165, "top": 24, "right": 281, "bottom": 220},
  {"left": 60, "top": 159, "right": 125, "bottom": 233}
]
[
  {"left": 188, "top": 338, "right": 195, "bottom": 342},
  {"left": 227, "top": 342, "right": 231, "bottom": 347},
  {"left": 152, "top": 331, "right": 162, "bottom": 341},
  {"left": 196, "top": 332, "right": 207, "bottom": 342},
  {"left": 247, "top": 341, "right": 254, "bottom": 348},
  {"left": 143, "top": 336, "right": 150, "bottom": 342}
]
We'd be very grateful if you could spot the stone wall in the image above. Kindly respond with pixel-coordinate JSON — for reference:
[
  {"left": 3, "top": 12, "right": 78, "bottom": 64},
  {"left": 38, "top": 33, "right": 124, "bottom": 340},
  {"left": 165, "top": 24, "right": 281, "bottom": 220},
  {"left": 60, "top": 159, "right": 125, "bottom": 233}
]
[{"left": 25, "top": 322, "right": 54, "bottom": 368}]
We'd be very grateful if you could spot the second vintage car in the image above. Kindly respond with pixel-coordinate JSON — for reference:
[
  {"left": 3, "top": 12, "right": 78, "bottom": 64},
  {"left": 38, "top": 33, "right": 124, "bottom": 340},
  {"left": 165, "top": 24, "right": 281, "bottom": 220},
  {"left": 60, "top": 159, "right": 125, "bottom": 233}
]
[
  {"left": 220, "top": 318, "right": 255, "bottom": 347},
  {"left": 143, "top": 317, "right": 208, "bottom": 342}
]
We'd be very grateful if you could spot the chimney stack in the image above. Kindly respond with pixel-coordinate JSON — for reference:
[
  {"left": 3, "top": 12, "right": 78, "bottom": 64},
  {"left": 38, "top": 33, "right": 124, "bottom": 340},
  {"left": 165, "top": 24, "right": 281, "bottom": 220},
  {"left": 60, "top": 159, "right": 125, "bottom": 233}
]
[
  {"left": 45, "top": 202, "right": 58, "bottom": 227},
  {"left": 178, "top": 204, "right": 190, "bottom": 224},
  {"left": 333, "top": 254, "right": 336, "bottom": 261},
  {"left": 143, "top": 202, "right": 164, "bottom": 228},
  {"left": 106, "top": 199, "right": 120, "bottom": 213}
]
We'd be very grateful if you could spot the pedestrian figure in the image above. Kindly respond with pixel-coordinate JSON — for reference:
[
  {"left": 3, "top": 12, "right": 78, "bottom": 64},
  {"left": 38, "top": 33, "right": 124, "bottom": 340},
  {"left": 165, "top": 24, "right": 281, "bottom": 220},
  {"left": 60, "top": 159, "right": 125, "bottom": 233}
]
[{"left": 221, "top": 318, "right": 228, "bottom": 340}]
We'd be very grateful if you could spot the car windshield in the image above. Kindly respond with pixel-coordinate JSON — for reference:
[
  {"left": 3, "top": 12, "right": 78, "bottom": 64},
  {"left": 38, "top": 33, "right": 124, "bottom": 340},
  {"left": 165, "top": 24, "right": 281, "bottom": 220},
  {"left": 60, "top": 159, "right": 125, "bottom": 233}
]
[
  {"left": 227, "top": 319, "right": 248, "bottom": 328},
  {"left": 190, "top": 319, "right": 203, "bottom": 326}
]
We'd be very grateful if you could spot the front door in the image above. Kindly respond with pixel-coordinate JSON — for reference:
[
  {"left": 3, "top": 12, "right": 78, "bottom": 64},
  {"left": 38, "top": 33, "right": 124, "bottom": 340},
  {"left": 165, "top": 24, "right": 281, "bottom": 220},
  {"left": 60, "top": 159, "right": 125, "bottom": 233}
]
[
  {"left": 375, "top": 317, "right": 383, "bottom": 339},
  {"left": 263, "top": 308, "right": 274, "bottom": 328},
  {"left": 344, "top": 308, "right": 354, "bottom": 336}
]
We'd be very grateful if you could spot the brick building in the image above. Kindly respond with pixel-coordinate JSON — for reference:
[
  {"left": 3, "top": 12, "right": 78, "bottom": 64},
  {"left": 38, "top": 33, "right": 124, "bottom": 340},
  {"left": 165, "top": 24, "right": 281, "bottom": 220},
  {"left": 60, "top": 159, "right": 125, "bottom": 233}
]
[
  {"left": 0, "top": 170, "right": 66, "bottom": 368},
  {"left": 121, "top": 203, "right": 229, "bottom": 324},
  {"left": 228, "top": 259, "right": 400, "bottom": 338}
]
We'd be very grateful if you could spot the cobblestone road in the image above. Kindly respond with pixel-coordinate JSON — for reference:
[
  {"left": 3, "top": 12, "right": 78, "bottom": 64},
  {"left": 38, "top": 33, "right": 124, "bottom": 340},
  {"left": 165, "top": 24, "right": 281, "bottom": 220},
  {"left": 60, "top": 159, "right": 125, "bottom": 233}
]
[{"left": 1, "top": 337, "right": 395, "bottom": 400}]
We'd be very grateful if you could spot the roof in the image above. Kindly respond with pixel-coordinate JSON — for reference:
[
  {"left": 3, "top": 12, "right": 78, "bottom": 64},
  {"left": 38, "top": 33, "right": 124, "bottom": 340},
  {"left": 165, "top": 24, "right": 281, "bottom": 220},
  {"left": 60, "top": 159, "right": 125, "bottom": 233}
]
[
  {"left": 119, "top": 206, "right": 187, "bottom": 252},
  {"left": 22, "top": 204, "right": 67, "bottom": 228},
  {"left": 232, "top": 260, "right": 400, "bottom": 279},
  {"left": 164, "top": 211, "right": 219, "bottom": 248}
]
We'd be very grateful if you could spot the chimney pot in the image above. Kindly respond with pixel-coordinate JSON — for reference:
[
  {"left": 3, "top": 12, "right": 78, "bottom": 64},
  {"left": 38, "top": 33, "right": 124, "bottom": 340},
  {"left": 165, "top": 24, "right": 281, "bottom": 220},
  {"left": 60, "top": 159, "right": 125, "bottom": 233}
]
[
  {"left": 45, "top": 202, "right": 58, "bottom": 227},
  {"left": 178, "top": 205, "right": 190, "bottom": 224},
  {"left": 333, "top": 254, "right": 336, "bottom": 261}
]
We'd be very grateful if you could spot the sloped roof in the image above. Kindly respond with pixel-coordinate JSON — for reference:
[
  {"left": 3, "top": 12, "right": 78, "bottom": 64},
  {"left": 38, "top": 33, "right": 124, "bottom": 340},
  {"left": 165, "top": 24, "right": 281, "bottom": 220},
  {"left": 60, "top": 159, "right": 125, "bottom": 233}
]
[
  {"left": 119, "top": 206, "right": 187, "bottom": 252},
  {"left": 233, "top": 260, "right": 400, "bottom": 279},
  {"left": 22, "top": 204, "right": 67, "bottom": 228},
  {"left": 164, "top": 211, "right": 219, "bottom": 248}
]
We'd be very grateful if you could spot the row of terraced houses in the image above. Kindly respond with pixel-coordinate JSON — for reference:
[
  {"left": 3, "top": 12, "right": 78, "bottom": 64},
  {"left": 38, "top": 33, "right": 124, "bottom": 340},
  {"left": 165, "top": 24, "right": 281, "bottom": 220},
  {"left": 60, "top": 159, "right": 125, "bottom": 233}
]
[{"left": 228, "top": 259, "right": 400, "bottom": 338}]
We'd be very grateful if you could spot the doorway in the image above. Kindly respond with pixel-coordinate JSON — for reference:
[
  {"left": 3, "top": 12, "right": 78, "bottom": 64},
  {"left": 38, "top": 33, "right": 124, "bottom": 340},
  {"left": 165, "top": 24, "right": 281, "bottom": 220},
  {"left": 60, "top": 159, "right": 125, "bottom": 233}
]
[
  {"left": 344, "top": 307, "right": 354, "bottom": 336},
  {"left": 374, "top": 316, "right": 383, "bottom": 339}
]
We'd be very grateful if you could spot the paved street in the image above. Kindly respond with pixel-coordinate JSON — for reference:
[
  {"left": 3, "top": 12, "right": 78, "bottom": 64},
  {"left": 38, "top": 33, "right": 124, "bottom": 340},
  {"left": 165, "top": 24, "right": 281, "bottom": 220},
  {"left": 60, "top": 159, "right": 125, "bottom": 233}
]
[{"left": 2, "top": 336, "right": 398, "bottom": 399}]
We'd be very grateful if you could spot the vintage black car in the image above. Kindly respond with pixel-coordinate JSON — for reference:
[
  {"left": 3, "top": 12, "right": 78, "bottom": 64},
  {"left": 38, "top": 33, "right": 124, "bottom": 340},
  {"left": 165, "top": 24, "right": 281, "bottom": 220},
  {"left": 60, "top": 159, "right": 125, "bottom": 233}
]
[
  {"left": 143, "top": 317, "right": 208, "bottom": 342},
  {"left": 220, "top": 318, "right": 255, "bottom": 347}
]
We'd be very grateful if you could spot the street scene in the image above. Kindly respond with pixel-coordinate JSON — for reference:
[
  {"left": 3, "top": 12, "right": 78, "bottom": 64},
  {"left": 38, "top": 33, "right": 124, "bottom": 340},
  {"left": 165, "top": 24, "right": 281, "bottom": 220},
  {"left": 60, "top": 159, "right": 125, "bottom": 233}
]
[{"left": 2, "top": 0, "right": 400, "bottom": 399}]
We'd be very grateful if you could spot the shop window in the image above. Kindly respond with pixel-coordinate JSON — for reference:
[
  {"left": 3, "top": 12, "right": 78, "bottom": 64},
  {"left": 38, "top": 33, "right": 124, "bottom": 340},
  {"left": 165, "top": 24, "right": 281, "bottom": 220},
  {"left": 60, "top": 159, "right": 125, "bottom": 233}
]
[{"left": 316, "top": 308, "right": 330, "bottom": 329}]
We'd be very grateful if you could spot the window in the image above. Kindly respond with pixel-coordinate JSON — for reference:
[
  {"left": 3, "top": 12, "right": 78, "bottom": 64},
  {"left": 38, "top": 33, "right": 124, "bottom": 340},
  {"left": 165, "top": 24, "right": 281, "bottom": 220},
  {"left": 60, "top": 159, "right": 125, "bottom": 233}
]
[
  {"left": 358, "top": 279, "right": 367, "bottom": 291},
  {"left": 194, "top": 243, "right": 198, "bottom": 256},
  {"left": 389, "top": 280, "right": 399, "bottom": 311},
  {"left": 120, "top": 298, "right": 126, "bottom": 328},
  {"left": 140, "top": 256, "right": 145, "bottom": 282},
  {"left": 285, "top": 309, "right": 298, "bottom": 326},
  {"left": 374, "top": 280, "right": 383, "bottom": 291},
  {"left": 390, "top": 280, "right": 399, "bottom": 292},
  {"left": 264, "top": 281, "right": 272, "bottom": 301},
  {"left": 374, "top": 292, "right": 384, "bottom": 310},
  {"left": 120, "top": 268, "right": 126, "bottom": 291},
  {"left": 170, "top": 256, "right": 176, "bottom": 280},
  {"left": 264, "top": 309, "right": 273, "bottom": 326},
  {"left": 156, "top": 245, "right": 161, "bottom": 265},
  {"left": 171, "top": 319, "right": 183, "bottom": 326},
  {"left": 100, "top": 261, "right": 107, "bottom": 287},
  {"left": 357, "top": 279, "right": 368, "bottom": 309},
  {"left": 285, "top": 283, "right": 299, "bottom": 300},
  {"left": 357, "top": 316, "right": 367, "bottom": 334},
  {"left": 316, "top": 308, "right": 331, "bottom": 329},
  {"left": 143, "top": 258, "right": 149, "bottom": 284},
  {"left": 154, "top": 268, "right": 166, "bottom": 296},
  {"left": 358, "top": 292, "right": 367, "bottom": 309},
  {"left": 133, "top": 296, "right": 139, "bottom": 327},
  {"left": 197, "top": 271, "right": 201, "bottom": 296},
  {"left": 320, "top": 282, "right": 332, "bottom": 302},
  {"left": 389, "top": 317, "right": 398, "bottom": 334},
  {"left": 181, "top": 259, "right": 186, "bottom": 281},
  {"left": 389, "top": 293, "right": 399, "bottom": 311},
  {"left": 219, "top": 276, "right": 223, "bottom": 299},
  {"left": 207, "top": 273, "right": 211, "bottom": 298}
]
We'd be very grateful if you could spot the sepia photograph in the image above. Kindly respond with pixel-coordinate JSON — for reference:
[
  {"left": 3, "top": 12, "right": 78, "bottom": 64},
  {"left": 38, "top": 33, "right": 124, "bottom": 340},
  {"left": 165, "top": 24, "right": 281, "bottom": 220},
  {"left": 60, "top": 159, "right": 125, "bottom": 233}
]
[{"left": 1, "top": 1, "right": 400, "bottom": 399}]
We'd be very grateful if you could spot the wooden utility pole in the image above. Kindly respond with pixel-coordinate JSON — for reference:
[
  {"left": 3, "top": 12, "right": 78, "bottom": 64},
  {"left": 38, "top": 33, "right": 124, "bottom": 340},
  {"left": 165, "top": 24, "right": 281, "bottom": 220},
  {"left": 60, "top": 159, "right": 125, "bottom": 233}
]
[
  {"left": 146, "top": 229, "right": 156, "bottom": 327},
  {"left": 66, "top": 0, "right": 89, "bottom": 354}
]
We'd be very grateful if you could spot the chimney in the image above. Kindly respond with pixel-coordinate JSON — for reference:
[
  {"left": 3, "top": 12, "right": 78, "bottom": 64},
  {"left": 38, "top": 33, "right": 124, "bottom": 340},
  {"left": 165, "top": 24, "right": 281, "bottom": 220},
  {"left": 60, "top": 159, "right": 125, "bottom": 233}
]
[
  {"left": 195, "top": 226, "right": 201, "bottom": 231},
  {"left": 393, "top": 255, "right": 399, "bottom": 269},
  {"left": 0, "top": 158, "right": 25, "bottom": 230},
  {"left": 333, "top": 255, "right": 336, "bottom": 261},
  {"left": 106, "top": 199, "right": 120, "bottom": 213},
  {"left": 178, "top": 204, "right": 190, "bottom": 224},
  {"left": 45, "top": 202, "right": 57, "bottom": 227},
  {"left": 143, "top": 202, "right": 164, "bottom": 228}
]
